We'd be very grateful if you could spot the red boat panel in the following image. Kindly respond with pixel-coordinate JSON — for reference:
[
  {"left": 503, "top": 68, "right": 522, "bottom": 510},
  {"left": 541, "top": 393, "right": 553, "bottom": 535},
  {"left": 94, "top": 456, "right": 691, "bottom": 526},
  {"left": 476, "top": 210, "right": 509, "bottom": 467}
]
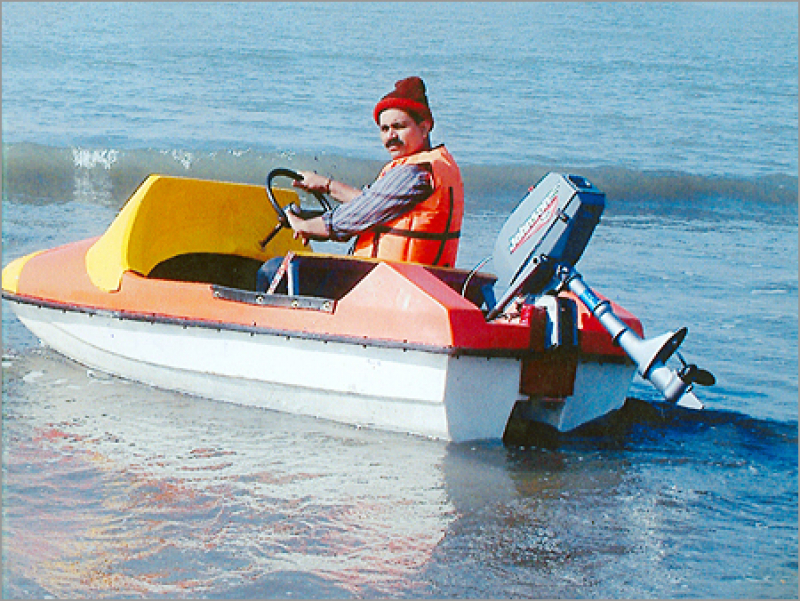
[
  {"left": 573, "top": 293, "right": 645, "bottom": 356},
  {"left": 10, "top": 236, "right": 642, "bottom": 357},
  {"left": 9, "top": 238, "right": 525, "bottom": 351}
]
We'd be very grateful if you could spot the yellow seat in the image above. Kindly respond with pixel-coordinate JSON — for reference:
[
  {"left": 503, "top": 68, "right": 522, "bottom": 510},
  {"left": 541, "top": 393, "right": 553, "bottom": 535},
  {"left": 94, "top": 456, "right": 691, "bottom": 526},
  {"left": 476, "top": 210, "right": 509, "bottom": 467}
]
[{"left": 85, "top": 175, "right": 306, "bottom": 292}]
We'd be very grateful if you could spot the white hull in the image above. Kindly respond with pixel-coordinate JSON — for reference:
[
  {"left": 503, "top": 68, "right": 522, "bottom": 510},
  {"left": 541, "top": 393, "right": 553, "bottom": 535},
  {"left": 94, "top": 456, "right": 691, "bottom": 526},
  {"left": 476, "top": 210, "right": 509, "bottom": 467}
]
[
  {"left": 11, "top": 301, "right": 523, "bottom": 442},
  {"left": 9, "top": 300, "right": 636, "bottom": 441},
  {"left": 513, "top": 361, "right": 634, "bottom": 432}
]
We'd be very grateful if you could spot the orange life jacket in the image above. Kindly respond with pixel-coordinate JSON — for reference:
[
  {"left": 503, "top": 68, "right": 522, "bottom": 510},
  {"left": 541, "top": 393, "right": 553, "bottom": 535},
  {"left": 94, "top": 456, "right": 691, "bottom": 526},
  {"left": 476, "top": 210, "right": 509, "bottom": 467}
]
[{"left": 352, "top": 145, "right": 464, "bottom": 267}]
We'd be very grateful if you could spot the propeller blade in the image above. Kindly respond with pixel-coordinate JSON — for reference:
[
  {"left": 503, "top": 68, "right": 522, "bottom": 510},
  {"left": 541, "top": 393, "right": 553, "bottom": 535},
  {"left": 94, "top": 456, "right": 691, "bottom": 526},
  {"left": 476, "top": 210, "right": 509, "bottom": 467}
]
[
  {"left": 678, "top": 364, "right": 716, "bottom": 387},
  {"left": 692, "top": 368, "right": 716, "bottom": 387}
]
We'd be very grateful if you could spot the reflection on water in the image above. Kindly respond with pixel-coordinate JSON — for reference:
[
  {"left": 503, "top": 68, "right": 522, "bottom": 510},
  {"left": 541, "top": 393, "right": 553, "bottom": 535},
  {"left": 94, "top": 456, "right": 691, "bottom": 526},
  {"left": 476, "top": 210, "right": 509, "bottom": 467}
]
[
  {"left": 3, "top": 341, "right": 797, "bottom": 598},
  {"left": 2, "top": 348, "right": 458, "bottom": 598},
  {"left": 1, "top": 347, "right": 632, "bottom": 598}
]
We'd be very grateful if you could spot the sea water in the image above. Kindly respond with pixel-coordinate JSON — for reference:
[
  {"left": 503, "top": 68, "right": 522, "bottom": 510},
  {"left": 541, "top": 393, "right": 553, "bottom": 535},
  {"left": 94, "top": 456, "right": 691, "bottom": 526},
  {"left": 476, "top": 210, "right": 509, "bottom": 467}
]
[{"left": 2, "top": 2, "right": 797, "bottom": 598}]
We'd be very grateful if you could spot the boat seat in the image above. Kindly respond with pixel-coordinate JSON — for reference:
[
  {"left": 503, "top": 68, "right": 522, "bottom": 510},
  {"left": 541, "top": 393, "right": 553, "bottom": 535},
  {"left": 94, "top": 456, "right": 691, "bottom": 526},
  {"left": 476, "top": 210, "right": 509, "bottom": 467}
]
[
  {"left": 147, "top": 252, "right": 265, "bottom": 290},
  {"left": 269, "top": 251, "right": 497, "bottom": 308},
  {"left": 85, "top": 175, "right": 306, "bottom": 292},
  {"left": 267, "top": 252, "right": 377, "bottom": 299}
]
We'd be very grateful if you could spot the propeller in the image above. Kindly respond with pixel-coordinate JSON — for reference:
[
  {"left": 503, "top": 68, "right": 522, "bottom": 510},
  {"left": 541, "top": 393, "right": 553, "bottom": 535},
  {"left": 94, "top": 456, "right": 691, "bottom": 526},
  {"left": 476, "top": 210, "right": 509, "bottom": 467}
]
[{"left": 676, "top": 352, "right": 716, "bottom": 387}]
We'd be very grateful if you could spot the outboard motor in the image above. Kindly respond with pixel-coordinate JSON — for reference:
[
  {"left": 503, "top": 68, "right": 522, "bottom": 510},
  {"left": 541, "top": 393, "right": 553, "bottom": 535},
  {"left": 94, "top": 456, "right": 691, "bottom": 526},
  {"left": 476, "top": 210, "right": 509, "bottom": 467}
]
[
  {"left": 488, "top": 173, "right": 605, "bottom": 317},
  {"left": 488, "top": 173, "right": 714, "bottom": 409}
]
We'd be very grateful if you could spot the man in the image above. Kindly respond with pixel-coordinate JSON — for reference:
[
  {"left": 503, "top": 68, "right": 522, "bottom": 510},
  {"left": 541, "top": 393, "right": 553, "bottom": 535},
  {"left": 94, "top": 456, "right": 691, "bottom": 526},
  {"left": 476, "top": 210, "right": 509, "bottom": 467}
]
[{"left": 256, "top": 76, "right": 464, "bottom": 292}]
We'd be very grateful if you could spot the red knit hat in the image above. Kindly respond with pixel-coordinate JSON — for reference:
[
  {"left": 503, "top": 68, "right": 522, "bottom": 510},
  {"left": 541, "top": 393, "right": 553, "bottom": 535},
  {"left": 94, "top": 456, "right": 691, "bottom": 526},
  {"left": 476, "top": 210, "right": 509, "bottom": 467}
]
[{"left": 373, "top": 76, "right": 434, "bottom": 128}]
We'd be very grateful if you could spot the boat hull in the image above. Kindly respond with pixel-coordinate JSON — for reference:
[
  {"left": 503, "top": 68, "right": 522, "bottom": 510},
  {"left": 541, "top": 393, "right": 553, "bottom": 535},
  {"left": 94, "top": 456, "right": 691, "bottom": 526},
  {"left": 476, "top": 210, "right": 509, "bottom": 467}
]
[
  {"left": 8, "top": 298, "right": 525, "bottom": 442},
  {"left": 512, "top": 361, "right": 634, "bottom": 432},
  {"left": 7, "top": 296, "right": 636, "bottom": 441}
]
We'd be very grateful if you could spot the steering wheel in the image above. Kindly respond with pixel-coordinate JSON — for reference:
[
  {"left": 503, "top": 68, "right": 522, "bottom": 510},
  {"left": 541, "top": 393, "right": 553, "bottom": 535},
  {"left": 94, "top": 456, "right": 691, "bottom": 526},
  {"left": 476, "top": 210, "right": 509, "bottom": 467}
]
[{"left": 260, "top": 168, "right": 333, "bottom": 248}]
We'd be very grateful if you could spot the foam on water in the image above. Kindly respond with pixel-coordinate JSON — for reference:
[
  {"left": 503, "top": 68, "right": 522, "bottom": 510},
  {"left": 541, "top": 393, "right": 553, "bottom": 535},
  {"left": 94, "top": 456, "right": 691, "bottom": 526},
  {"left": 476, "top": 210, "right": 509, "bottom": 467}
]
[{"left": 2, "top": 3, "right": 797, "bottom": 179}]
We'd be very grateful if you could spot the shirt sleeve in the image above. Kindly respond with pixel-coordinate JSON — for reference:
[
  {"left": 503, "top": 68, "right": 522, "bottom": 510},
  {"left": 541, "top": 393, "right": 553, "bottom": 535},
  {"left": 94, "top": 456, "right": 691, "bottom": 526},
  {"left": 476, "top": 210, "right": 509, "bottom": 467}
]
[{"left": 323, "top": 163, "right": 433, "bottom": 242}]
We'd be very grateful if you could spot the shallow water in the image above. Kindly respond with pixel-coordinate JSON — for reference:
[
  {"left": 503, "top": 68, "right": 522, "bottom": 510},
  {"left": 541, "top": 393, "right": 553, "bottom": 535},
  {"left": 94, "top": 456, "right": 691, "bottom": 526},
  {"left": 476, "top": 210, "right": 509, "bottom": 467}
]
[
  {"left": 3, "top": 177, "right": 797, "bottom": 599},
  {"left": 2, "top": 344, "right": 798, "bottom": 599}
]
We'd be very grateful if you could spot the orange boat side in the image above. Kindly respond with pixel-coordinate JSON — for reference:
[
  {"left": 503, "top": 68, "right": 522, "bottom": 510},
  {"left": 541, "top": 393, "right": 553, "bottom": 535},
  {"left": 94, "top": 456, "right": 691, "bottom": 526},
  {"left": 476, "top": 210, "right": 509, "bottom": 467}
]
[
  {"left": 9, "top": 236, "right": 642, "bottom": 357},
  {"left": 9, "top": 238, "right": 531, "bottom": 352}
]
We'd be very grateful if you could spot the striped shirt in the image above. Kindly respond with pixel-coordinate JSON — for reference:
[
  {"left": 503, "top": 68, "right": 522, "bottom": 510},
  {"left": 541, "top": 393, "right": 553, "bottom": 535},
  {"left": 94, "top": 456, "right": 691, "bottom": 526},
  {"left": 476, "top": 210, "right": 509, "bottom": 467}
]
[{"left": 323, "top": 164, "right": 433, "bottom": 242}]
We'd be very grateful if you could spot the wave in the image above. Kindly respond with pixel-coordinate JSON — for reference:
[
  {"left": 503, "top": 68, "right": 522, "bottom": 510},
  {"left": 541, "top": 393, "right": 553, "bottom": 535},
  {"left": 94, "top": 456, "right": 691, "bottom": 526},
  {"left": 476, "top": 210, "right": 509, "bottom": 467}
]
[{"left": 3, "top": 142, "right": 797, "bottom": 209}]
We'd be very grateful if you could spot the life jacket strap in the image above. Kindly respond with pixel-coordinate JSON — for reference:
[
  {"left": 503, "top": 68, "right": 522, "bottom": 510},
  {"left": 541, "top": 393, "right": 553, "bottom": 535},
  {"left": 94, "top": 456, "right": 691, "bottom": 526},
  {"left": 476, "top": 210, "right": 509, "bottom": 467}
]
[{"left": 369, "top": 188, "right": 459, "bottom": 265}]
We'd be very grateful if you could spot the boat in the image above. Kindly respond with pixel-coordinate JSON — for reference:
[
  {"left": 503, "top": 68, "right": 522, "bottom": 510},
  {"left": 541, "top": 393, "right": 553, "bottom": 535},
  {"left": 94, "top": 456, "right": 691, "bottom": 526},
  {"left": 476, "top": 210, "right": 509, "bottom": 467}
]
[{"left": 1, "top": 170, "right": 714, "bottom": 442}]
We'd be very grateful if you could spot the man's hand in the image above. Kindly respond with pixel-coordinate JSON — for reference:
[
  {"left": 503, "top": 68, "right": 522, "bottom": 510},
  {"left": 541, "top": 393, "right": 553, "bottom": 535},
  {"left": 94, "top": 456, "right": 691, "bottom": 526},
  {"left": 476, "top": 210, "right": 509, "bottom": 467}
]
[
  {"left": 292, "top": 171, "right": 330, "bottom": 194},
  {"left": 286, "top": 205, "right": 330, "bottom": 243},
  {"left": 292, "top": 170, "right": 361, "bottom": 204}
]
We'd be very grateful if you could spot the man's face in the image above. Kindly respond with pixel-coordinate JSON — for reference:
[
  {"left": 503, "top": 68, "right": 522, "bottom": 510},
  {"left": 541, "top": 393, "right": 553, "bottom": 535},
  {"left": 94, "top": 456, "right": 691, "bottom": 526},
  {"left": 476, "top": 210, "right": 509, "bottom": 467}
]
[{"left": 378, "top": 108, "right": 431, "bottom": 159}]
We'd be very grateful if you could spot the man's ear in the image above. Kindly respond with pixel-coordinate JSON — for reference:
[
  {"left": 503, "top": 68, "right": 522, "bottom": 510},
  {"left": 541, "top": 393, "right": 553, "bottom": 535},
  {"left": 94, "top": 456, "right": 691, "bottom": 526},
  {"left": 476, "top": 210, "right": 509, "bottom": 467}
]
[{"left": 420, "top": 119, "right": 433, "bottom": 137}]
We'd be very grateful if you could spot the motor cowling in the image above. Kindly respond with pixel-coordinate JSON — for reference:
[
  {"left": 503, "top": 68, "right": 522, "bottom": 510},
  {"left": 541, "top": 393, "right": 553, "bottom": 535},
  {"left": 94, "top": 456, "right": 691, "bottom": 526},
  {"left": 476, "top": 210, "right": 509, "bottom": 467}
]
[{"left": 488, "top": 173, "right": 605, "bottom": 319}]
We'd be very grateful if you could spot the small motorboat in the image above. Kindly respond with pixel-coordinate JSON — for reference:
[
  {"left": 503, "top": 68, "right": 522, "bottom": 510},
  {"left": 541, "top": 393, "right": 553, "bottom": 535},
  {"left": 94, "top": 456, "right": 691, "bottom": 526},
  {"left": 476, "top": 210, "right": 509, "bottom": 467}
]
[{"left": 2, "top": 170, "right": 714, "bottom": 442}]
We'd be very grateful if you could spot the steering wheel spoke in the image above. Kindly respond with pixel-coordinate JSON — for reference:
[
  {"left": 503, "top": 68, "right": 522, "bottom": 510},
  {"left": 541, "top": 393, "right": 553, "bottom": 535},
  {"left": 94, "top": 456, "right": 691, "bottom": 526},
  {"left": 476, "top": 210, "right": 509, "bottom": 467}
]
[{"left": 260, "top": 168, "right": 333, "bottom": 248}]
